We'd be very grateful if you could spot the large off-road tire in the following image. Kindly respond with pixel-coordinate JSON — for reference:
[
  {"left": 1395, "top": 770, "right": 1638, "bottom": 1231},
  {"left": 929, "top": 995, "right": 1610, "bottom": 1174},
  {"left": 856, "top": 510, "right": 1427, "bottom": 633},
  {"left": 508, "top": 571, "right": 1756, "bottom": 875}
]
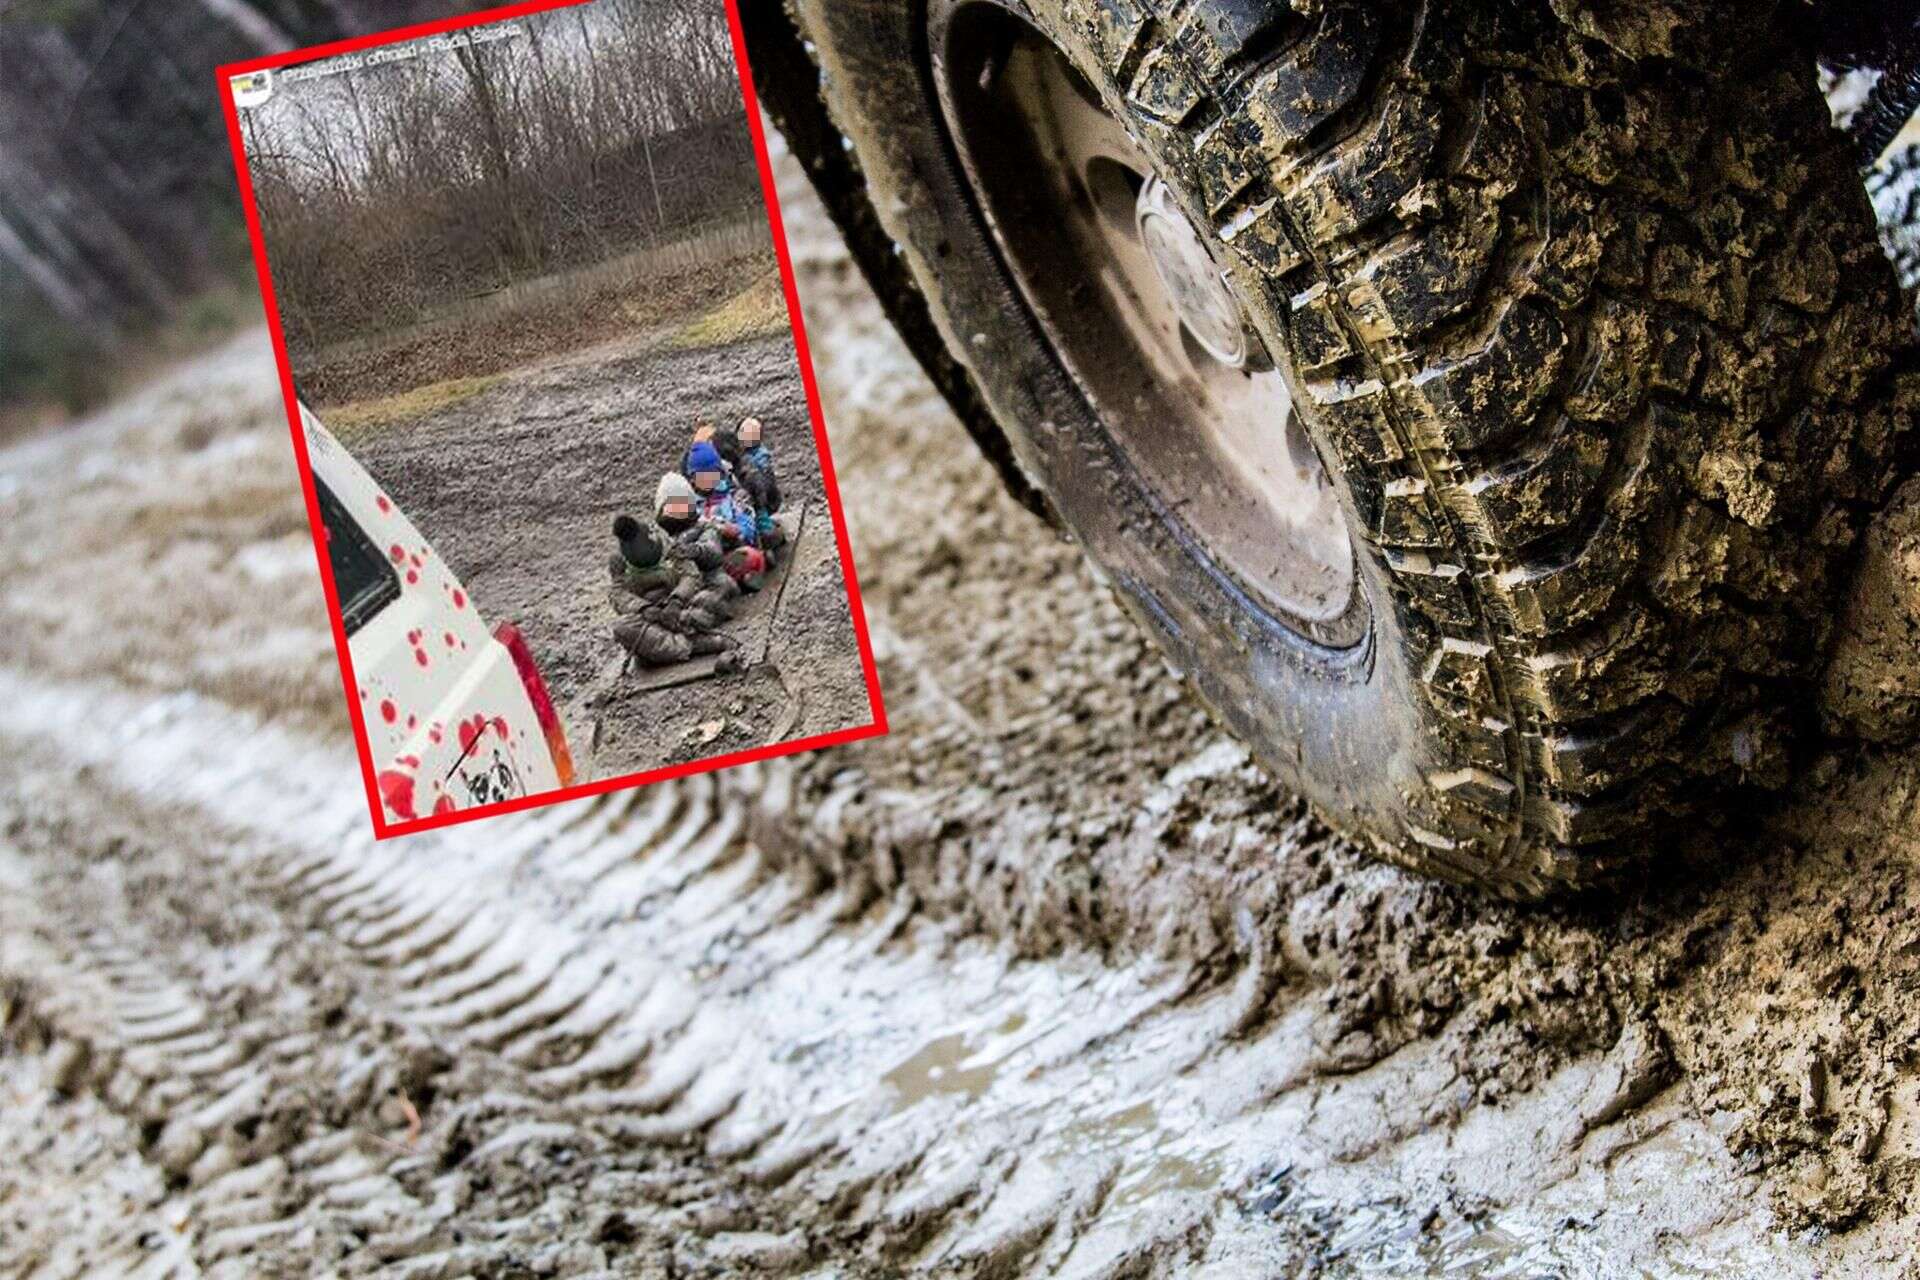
[{"left": 744, "top": 0, "right": 1917, "bottom": 896}]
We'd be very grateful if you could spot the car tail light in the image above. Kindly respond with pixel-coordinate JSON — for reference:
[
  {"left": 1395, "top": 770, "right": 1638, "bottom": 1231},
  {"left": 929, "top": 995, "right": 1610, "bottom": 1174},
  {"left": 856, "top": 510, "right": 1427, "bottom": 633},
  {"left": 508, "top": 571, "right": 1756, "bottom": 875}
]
[{"left": 493, "top": 622, "right": 575, "bottom": 789}]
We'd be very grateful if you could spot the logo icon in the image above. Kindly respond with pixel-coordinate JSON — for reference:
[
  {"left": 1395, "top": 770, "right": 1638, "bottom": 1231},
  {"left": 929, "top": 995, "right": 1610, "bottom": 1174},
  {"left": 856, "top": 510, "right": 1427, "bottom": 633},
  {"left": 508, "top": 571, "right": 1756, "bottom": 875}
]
[{"left": 230, "top": 70, "right": 274, "bottom": 109}]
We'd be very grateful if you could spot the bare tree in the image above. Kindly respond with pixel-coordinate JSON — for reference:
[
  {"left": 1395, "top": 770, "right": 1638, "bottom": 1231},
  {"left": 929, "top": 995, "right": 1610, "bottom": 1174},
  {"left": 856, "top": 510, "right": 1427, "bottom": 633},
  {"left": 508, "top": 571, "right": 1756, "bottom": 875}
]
[{"left": 240, "top": 2, "right": 762, "bottom": 354}]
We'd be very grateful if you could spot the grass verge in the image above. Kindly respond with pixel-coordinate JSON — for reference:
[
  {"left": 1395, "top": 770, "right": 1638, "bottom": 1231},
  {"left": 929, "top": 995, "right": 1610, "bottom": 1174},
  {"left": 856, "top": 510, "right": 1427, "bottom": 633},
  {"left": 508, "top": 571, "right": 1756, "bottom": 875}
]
[
  {"left": 320, "top": 373, "right": 505, "bottom": 443},
  {"left": 667, "top": 270, "right": 790, "bottom": 350}
]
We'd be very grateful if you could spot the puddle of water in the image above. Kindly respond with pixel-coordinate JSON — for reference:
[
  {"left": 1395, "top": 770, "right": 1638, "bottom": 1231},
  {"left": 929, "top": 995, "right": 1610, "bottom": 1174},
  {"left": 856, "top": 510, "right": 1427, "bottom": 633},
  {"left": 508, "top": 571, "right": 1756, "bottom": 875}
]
[
  {"left": 1045, "top": 1096, "right": 1231, "bottom": 1210},
  {"left": 881, "top": 1012, "right": 1029, "bottom": 1106},
  {"left": 1056, "top": 1099, "right": 1158, "bottom": 1154},
  {"left": 1107, "top": 1141, "right": 1232, "bottom": 1211}
]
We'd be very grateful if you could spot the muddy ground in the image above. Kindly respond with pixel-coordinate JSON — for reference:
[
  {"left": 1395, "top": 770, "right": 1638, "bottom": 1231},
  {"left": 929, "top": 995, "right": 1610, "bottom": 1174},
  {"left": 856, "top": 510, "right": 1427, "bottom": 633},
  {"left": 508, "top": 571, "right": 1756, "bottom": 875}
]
[
  {"left": 315, "top": 268, "right": 870, "bottom": 779},
  {"left": 0, "top": 133, "right": 1917, "bottom": 1278}
]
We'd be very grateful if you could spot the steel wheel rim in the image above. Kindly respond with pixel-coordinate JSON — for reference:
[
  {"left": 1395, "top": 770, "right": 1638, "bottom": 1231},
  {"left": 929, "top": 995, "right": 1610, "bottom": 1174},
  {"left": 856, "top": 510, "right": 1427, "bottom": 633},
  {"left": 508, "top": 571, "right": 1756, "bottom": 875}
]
[{"left": 933, "top": 3, "right": 1366, "bottom": 647}]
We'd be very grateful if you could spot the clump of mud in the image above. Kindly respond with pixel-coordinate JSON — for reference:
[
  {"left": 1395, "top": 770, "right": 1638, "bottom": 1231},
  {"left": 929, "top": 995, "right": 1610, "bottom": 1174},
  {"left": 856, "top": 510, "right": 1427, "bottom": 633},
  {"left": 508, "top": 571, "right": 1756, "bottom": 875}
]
[{"left": 1825, "top": 477, "right": 1920, "bottom": 743}]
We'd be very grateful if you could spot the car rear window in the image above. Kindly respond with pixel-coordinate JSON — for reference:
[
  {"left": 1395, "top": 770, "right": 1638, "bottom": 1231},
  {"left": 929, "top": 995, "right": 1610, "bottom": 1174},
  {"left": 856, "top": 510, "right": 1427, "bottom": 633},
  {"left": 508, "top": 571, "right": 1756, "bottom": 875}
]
[{"left": 315, "top": 478, "right": 400, "bottom": 635}]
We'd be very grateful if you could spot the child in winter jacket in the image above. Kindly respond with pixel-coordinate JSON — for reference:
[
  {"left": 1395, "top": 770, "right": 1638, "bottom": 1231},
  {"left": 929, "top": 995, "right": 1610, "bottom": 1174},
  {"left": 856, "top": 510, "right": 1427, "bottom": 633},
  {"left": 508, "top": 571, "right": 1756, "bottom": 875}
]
[
  {"left": 679, "top": 420, "right": 719, "bottom": 478},
  {"left": 608, "top": 516, "right": 679, "bottom": 600},
  {"left": 736, "top": 417, "right": 781, "bottom": 516},
  {"left": 654, "top": 471, "right": 728, "bottom": 572},
  {"left": 607, "top": 513, "right": 735, "bottom": 668},
  {"left": 717, "top": 418, "right": 784, "bottom": 554},
  {"left": 655, "top": 471, "right": 745, "bottom": 619},
  {"left": 685, "top": 440, "right": 760, "bottom": 549}
]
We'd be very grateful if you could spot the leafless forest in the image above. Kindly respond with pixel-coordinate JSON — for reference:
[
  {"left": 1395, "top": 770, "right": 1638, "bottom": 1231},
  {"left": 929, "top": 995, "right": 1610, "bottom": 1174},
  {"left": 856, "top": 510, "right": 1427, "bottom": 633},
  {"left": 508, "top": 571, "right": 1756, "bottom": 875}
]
[{"left": 240, "top": 0, "right": 760, "bottom": 356}]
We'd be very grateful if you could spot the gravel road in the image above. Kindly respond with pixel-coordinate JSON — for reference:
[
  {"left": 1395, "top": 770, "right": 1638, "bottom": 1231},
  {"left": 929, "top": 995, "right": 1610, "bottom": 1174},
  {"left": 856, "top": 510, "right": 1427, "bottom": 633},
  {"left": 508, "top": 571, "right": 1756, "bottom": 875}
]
[{"left": 0, "top": 134, "right": 1916, "bottom": 1278}]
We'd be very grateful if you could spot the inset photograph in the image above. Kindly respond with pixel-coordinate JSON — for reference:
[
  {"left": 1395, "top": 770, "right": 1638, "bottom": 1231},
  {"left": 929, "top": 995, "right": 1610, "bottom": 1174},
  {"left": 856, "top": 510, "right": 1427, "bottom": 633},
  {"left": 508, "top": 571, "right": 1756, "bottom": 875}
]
[{"left": 222, "top": 0, "right": 882, "bottom": 833}]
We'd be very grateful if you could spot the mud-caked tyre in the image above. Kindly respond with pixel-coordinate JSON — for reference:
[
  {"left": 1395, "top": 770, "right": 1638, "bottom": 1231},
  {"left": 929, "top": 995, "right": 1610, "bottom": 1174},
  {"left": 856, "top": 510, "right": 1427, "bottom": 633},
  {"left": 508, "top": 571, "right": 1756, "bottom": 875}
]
[{"left": 748, "top": 0, "right": 1917, "bottom": 896}]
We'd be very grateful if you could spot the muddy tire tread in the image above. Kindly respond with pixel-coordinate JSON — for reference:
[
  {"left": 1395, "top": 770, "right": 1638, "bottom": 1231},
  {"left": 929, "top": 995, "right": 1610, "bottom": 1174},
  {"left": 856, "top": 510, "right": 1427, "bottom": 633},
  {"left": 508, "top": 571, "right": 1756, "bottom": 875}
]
[{"left": 1049, "top": 0, "right": 1915, "bottom": 890}]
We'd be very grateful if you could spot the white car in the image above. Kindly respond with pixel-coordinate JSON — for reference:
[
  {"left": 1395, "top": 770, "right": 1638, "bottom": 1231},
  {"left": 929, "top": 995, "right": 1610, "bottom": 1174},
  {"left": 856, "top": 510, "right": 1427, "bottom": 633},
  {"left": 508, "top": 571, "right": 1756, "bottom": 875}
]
[{"left": 302, "top": 402, "right": 574, "bottom": 825}]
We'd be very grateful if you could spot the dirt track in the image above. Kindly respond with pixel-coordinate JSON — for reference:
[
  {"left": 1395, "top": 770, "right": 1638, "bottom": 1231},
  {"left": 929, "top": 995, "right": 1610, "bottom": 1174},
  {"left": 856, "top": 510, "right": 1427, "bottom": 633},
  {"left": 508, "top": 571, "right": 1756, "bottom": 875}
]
[{"left": 1, "top": 134, "right": 1917, "bottom": 1278}]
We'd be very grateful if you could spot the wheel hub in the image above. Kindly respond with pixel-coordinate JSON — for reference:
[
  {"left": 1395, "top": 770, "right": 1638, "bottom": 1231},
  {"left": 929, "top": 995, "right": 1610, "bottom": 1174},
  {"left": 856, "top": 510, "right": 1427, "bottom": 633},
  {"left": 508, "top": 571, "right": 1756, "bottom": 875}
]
[
  {"left": 1136, "top": 177, "right": 1250, "bottom": 369},
  {"left": 934, "top": 2, "right": 1365, "bottom": 646}
]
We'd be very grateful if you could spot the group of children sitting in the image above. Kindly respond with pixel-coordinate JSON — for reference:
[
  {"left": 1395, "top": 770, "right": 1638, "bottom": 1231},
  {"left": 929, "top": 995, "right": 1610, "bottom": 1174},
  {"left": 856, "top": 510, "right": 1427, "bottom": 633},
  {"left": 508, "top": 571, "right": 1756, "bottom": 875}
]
[{"left": 606, "top": 416, "right": 786, "bottom": 670}]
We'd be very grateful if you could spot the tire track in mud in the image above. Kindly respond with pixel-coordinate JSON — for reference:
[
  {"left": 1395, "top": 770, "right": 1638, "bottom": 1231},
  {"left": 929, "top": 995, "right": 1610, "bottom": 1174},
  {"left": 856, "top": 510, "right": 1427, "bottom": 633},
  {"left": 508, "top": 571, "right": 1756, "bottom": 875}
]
[
  {"left": 0, "top": 666, "right": 1858, "bottom": 1279},
  {"left": 2, "top": 146, "right": 1917, "bottom": 1278}
]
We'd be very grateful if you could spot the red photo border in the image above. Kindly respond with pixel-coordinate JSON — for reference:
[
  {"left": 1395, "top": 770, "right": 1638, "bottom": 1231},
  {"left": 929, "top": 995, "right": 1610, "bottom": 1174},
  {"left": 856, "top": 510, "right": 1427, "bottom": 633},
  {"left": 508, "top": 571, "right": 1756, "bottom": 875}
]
[{"left": 218, "top": 0, "right": 887, "bottom": 839}]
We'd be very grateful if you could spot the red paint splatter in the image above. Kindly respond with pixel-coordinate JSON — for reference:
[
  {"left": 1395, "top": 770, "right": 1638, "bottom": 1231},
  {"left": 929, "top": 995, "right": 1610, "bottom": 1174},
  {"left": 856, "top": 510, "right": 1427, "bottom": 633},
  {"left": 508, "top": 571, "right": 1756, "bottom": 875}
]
[
  {"left": 452, "top": 589, "right": 466, "bottom": 609},
  {"left": 378, "top": 769, "right": 417, "bottom": 820},
  {"left": 380, "top": 699, "right": 397, "bottom": 724},
  {"left": 410, "top": 553, "right": 423, "bottom": 569},
  {"left": 444, "top": 631, "right": 457, "bottom": 648},
  {"left": 491, "top": 716, "right": 509, "bottom": 740},
  {"left": 406, "top": 713, "right": 417, "bottom": 730},
  {"left": 376, "top": 495, "right": 392, "bottom": 513},
  {"left": 414, "top": 648, "right": 429, "bottom": 667},
  {"left": 389, "top": 544, "right": 406, "bottom": 564},
  {"left": 428, "top": 726, "right": 442, "bottom": 744},
  {"left": 406, "top": 570, "right": 419, "bottom": 585},
  {"left": 397, "top": 754, "right": 420, "bottom": 768},
  {"left": 433, "top": 794, "right": 456, "bottom": 815},
  {"left": 458, "top": 715, "right": 485, "bottom": 754}
]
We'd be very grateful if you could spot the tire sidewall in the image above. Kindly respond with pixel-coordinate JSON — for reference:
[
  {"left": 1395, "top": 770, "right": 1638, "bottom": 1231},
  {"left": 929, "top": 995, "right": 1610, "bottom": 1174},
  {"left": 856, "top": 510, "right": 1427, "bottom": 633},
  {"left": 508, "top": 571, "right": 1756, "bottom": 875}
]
[{"left": 794, "top": 0, "right": 1461, "bottom": 868}]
